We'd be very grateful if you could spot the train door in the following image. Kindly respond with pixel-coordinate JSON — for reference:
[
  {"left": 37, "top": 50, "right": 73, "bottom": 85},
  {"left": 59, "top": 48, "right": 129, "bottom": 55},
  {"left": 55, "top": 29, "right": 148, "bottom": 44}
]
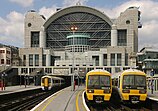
[{"left": 44, "top": 77, "right": 49, "bottom": 87}]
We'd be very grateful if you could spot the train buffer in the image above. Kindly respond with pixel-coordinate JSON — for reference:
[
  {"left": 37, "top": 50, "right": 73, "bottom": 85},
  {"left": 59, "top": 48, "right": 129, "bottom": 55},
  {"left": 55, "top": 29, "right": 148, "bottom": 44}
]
[{"left": 31, "top": 85, "right": 88, "bottom": 111}]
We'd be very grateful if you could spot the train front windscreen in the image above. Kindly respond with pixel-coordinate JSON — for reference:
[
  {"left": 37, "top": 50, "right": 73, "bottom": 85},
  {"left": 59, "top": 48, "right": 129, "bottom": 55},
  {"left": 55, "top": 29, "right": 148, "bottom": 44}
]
[
  {"left": 123, "top": 75, "right": 146, "bottom": 89},
  {"left": 87, "top": 75, "right": 110, "bottom": 89}
]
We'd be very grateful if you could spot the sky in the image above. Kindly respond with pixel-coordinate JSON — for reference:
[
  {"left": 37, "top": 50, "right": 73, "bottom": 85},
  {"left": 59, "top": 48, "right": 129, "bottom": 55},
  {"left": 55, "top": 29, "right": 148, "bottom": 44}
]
[{"left": 0, "top": 0, "right": 158, "bottom": 51}]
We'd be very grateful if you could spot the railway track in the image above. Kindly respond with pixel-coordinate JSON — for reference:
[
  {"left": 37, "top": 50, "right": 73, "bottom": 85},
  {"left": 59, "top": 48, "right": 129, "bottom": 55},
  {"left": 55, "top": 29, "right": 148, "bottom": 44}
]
[
  {"left": 0, "top": 86, "right": 67, "bottom": 111},
  {"left": 0, "top": 90, "right": 54, "bottom": 111},
  {"left": 87, "top": 103, "right": 152, "bottom": 111},
  {"left": 85, "top": 93, "right": 154, "bottom": 111}
]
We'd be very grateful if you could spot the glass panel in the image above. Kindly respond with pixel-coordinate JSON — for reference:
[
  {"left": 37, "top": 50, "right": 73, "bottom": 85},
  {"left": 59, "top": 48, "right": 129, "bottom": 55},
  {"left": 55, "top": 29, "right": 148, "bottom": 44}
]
[
  {"left": 88, "top": 75, "right": 110, "bottom": 89},
  {"left": 35, "top": 54, "right": 39, "bottom": 66},
  {"left": 88, "top": 76, "right": 99, "bottom": 86},
  {"left": 125, "top": 53, "right": 128, "bottom": 66},
  {"left": 42, "top": 55, "right": 46, "bottom": 66},
  {"left": 117, "top": 53, "right": 121, "bottom": 66},
  {"left": 46, "top": 12, "right": 111, "bottom": 49},
  {"left": 110, "top": 54, "right": 115, "bottom": 66},
  {"left": 100, "top": 76, "right": 110, "bottom": 86},
  {"left": 29, "top": 54, "right": 33, "bottom": 66},
  {"left": 135, "top": 75, "right": 146, "bottom": 86},
  {"left": 117, "top": 30, "right": 127, "bottom": 46},
  {"left": 123, "top": 75, "right": 146, "bottom": 89},
  {"left": 123, "top": 75, "right": 134, "bottom": 86},
  {"left": 31, "top": 32, "right": 39, "bottom": 47}
]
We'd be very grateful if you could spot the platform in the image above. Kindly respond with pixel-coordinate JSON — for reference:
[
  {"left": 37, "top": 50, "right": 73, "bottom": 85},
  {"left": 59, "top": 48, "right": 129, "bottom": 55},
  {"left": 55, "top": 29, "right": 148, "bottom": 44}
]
[
  {"left": 147, "top": 90, "right": 158, "bottom": 101},
  {"left": 31, "top": 85, "right": 88, "bottom": 111},
  {"left": 0, "top": 85, "right": 41, "bottom": 95}
]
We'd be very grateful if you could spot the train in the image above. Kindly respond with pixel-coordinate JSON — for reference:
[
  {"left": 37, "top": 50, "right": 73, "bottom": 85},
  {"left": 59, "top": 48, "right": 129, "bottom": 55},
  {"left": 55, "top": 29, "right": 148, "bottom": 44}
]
[
  {"left": 41, "top": 75, "right": 65, "bottom": 91},
  {"left": 112, "top": 69, "right": 147, "bottom": 104},
  {"left": 85, "top": 69, "right": 112, "bottom": 103}
]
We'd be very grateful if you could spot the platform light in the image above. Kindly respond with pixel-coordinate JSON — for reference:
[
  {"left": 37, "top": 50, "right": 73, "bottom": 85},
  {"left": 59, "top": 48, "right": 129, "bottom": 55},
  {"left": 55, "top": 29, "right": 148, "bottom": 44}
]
[{"left": 70, "top": 25, "right": 78, "bottom": 91}]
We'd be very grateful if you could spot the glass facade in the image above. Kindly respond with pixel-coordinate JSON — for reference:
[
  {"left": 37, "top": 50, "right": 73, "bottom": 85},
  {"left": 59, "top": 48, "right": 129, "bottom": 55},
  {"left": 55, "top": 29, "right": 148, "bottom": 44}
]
[
  {"left": 110, "top": 54, "right": 115, "bottom": 66},
  {"left": 35, "top": 54, "right": 39, "bottom": 66},
  {"left": 29, "top": 54, "right": 33, "bottom": 66},
  {"left": 23, "top": 55, "right": 26, "bottom": 66},
  {"left": 125, "top": 53, "right": 128, "bottom": 66},
  {"left": 117, "top": 30, "right": 127, "bottom": 46},
  {"left": 67, "top": 36, "right": 89, "bottom": 45},
  {"left": 66, "top": 34, "right": 90, "bottom": 52},
  {"left": 117, "top": 53, "right": 121, "bottom": 66},
  {"left": 103, "top": 54, "right": 107, "bottom": 66},
  {"left": 1, "top": 59, "right": 4, "bottom": 64},
  {"left": 42, "top": 54, "right": 46, "bottom": 66},
  {"left": 31, "top": 32, "right": 39, "bottom": 47},
  {"left": 46, "top": 12, "right": 111, "bottom": 49},
  {"left": 92, "top": 56, "right": 99, "bottom": 66},
  {"left": 144, "top": 60, "right": 158, "bottom": 69}
]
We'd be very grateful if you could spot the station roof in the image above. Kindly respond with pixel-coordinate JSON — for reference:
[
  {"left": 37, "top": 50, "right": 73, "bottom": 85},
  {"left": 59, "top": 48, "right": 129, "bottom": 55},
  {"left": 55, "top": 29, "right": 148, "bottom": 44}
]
[{"left": 44, "top": 5, "right": 112, "bottom": 28}]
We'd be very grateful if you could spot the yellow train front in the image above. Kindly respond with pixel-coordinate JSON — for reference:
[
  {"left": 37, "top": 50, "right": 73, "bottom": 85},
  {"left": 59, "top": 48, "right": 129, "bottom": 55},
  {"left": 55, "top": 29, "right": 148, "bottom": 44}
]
[
  {"left": 86, "top": 69, "right": 112, "bottom": 103},
  {"left": 118, "top": 69, "right": 147, "bottom": 104},
  {"left": 41, "top": 75, "right": 64, "bottom": 91}
]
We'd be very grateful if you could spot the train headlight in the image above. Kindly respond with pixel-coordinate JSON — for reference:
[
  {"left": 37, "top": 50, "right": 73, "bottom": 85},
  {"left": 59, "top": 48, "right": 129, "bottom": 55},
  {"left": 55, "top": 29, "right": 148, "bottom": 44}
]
[
  {"left": 122, "top": 89, "right": 130, "bottom": 93},
  {"left": 87, "top": 89, "right": 94, "bottom": 93},
  {"left": 104, "top": 89, "right": 111, "bottom": 93},
  {"left": 139, "top": 90, "right": 146, "bottom": 94}
]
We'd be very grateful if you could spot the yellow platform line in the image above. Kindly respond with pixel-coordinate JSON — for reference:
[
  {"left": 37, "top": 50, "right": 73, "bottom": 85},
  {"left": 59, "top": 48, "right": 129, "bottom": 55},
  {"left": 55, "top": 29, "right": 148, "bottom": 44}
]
[{"left": 76, "top": 89, "right": 87, "bottom": 111}]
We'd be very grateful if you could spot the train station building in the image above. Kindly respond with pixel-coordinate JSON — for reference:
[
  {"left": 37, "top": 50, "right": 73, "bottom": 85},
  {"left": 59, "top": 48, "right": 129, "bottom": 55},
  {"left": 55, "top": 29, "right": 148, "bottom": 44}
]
[{"left": 17, "top": 5, "right": 142, "bottom": 76}]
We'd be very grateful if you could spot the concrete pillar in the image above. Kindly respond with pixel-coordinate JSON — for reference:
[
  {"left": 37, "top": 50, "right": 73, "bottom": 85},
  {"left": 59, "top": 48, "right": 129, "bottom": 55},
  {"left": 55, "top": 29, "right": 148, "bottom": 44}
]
[
  {"left": 115, "top": 54, "right": 117, "bottom": 66},
  {"left": 26, "top": 55, "right": 29, "bottom": 66},
  {"left": 111, "top": 25, "right": 117, "bottom": 46},
  {"left": 33, "top": 54, "right": 35, "bottom": 66},
  {"left": 40, "top": 27, "right": 46, "bottom": 48},
  {"left": 99, "top": 54, "right": 103, "bottom": 66},
  {"left": 107, "top": 54, "right": 110, "bottom": 66},
  {"left": 18, "top": 68, "right": 21, "bottom": 75},
  {"left": 46, "top": 54, "right": 51, "bottom": 66}
]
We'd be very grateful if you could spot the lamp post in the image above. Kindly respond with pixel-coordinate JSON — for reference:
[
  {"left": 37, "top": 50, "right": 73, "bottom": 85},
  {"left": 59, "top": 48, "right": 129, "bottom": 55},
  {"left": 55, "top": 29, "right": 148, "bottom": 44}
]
[{"left": 70, "top": 26, "right": 77, "bottom": 91}]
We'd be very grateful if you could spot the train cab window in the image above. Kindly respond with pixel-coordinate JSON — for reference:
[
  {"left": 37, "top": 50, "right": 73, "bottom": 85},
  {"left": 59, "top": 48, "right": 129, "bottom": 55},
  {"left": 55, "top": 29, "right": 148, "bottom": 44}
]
[
  {"left": 123, "top": 75, "right": 134, "bottom": 86},
  {"left": 100, "top": 76, "right": 110, "bottom": 86},
  {"left": 123, "top": 75, "right": 146, "bottom": 89},
  {"left": 88, "top": 76, "right": 99, "bottom": 86},
  {"left": 48, "top": 78, "right": 51, "bottom": 83},
  {"left": 135, "top": 76, "right": 146, "bottom": 87},
  {"left": 88, "top": 75, "right": 110, "bottom": 89},
  {"left": 54, "top": 80, "right": 59, "bottom": 83}
]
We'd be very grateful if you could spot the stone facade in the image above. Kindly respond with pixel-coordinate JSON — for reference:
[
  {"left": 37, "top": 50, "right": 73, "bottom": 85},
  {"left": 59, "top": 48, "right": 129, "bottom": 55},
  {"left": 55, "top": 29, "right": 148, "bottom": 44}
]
[{"left": 18, "top": 6, "right": 141, "bottom": 75}]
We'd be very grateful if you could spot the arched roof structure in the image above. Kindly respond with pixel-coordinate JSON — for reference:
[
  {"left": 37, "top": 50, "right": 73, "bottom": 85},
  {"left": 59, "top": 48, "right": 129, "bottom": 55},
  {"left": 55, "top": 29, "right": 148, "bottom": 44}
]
[
  {"left": 44, "top": 5, "right": 113, "bottom": 49},
  {"left": 44, "top": 6, "right": 112, "bottom": 28}
]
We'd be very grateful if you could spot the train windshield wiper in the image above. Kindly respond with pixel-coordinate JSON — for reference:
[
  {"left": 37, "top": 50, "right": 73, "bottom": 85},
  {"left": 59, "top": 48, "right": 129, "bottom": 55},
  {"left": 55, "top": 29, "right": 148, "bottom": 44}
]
[{"left": 91, "top": 80, "right": 98, "bottom": 87}]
